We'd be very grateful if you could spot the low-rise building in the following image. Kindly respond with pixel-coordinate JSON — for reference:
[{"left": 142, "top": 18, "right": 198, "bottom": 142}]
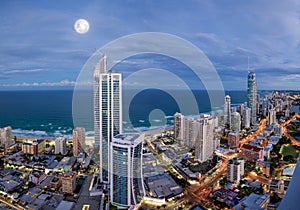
[
  {"left": 212, "top": 188, "right": 238, "bottom": 207},
  {"left": 29, "top": 170, "right": 47, "bottom": 184},
  {"left": 268, "top": 136, "right": 280, "bottom": 145},
  {"left": 241, "top": 144, "right": 264, "bottom": 162},
  {"left": 228, "top": 132, "right": 239, "bottom": 148},
  {"left": 234, "top": 193, "right": 270, "bottom": 210},
  {"left": 50, "top": 176, "right": 62, "bottom": 190},
  {"left": 268, "top": 179, "right": 290, "bottom": 194},
  {"left": 22, "top": 139, "right": 45, "bottom": 155}
]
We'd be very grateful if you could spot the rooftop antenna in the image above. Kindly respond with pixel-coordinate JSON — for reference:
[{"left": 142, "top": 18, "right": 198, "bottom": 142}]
[{"left": 247, "top": 56, "right": 250, "bottom": 71}]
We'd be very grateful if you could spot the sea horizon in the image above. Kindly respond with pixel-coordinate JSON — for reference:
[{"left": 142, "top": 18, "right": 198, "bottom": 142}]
[{"left": 0, "top": 89, "right": 296, "bottom": 139}]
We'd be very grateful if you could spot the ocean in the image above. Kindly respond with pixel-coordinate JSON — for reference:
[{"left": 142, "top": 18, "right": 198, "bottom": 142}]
[{"left": 0, "top": 89, "right": 254, "bottom": 138}]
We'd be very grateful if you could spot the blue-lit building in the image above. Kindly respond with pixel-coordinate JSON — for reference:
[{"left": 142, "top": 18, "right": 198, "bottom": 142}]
[
  {"left": 110, "top": 133, "right": 145, "bottom": 208},
  {"left": 94, "top": 54, "right": 122, "bottom": 183},
  {"left": 247, "top": 71, "right": 257, "bottom": 125}
]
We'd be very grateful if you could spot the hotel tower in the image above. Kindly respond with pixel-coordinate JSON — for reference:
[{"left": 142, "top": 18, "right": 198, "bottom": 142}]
[{"left": 94, "top": 54, "right": 122, "bottom": 183}]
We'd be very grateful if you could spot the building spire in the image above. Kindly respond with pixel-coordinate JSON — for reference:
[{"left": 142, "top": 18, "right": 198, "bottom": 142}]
[{"left": 247, "top": 56, "right": 250, "bottom": 72}]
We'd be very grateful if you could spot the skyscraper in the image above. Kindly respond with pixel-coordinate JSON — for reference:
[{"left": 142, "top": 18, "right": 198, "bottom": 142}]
[
  {"left": 174, "top": 112, "right": 184, "bottom": 141},
  {"left": 0, "top": 126, "right": 12, "bottom": 148},
  {"left": 94, "top": 55, "right": 122, "bottom": 183},
  {"left": 242, "top": 107, "right": 251, "bottom": 128},
  {"left": 231, "top": 112, "right": 241, "bottom": 133},
  {"left": 110, "top": 133, "right": 144, "bottom": 208},
  {"left": 268, "top": 108, "right": 276, "bottom": 125},
  {"left": 224, "top": 95, "right": 231, "bottom": 127},
  {"left": 194, "top": 115, "right": 215, "bottom": 162},
  {"left": 72, "top": 127, "right": 86, "bottom": 156},
  {"left": 247, "top": 71, "right": 257, "bottom": 124}
]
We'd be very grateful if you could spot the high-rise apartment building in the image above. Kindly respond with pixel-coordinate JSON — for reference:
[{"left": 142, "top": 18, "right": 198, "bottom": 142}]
[
  {"left": 0, "top": 126, "right": 12, "bottom": 148},
  {"left": 73, "top": 127, "right": 86, "bottom": 156},
  {"left": 247, "top": 71, "right": 257, "bottom": 124},
  {"left": 110, "top": 133, "right": 144, "bottom": 208},
  {"left": 227, "top": 158, "right": 245, "bottom": 183},
  {"left": 61, "top": 172, "right": 76, "bottom": 194},
  {"left": 55, "top": 137, "right": 67, "bottom": 155},
  {"left": 231, "top": 112, "right": 241, "bottom": 133},
  {"left": 194, "top": 115, "right": 215, "bottom": 162},
  {"left": 268, "top": 108, "right": 276, "bottom": 125},
  {"left": 242, "top": 107, "right": 251, "bottom": 129},
  {"left": 94, "top": 55, "right": 122, "bottom": 183},
  {"left": 224, "top": 95, "right": 231, "bottom": 127},
  {"left": 174, "top": 112, "right": 184, "bottom": 141}
]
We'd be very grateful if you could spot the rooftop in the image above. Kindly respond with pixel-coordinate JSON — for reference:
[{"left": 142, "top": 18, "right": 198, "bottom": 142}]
[{"left": 241, "top": 144, "right": 263, "bottom": 152}]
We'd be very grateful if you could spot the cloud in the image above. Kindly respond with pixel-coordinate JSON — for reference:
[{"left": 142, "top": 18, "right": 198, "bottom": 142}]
[
  {"left": 281, "top": 74, "right": 300, "bottom": 81},
  {"left": 0, "top": 79, "right": 76, "bottom": 88},
  {"left": 4, "top": 68, "right": 46, "bottom": 74}
]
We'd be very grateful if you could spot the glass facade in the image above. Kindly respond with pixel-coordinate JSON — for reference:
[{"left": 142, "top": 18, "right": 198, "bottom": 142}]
[
  {"left": 111, "top": 134, "right": 144, "bottom": 207},
  {"left": 94, "top": 55, "right": 122, "bottom": 183},
  {"left": 247, "top": 71, "right": 257, "bottom": 124}
]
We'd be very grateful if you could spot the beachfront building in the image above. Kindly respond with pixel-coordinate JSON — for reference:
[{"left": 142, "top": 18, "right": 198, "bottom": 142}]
[
  {"left": 247, "top": 71, "right": 257, "bottom": 124},
  {"left": 94, "top": 54, "right": 122, "bottom": 183},
  {"left": 224, "top": 95, "right": 231, "bottom": 127},
  {"left": 0, "top": 126, "right": 12, "bottom": 148},
  {"left": 55, "top": 136, "right": 67, "bottom": 155},
  {"left": 110, "top": 133, "right": 145, "bottom": 208},
  {"left": 174, "top": 112, "right": 184, "bottom": 142},
  {"left": 72, "top": 127, "right": 86, "bottom": 156}
]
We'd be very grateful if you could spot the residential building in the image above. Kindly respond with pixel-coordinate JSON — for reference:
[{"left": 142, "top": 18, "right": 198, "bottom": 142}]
[
  {"left": 174, "top": 112, "right": 184, "bottom": 141},
  {"left": 22, "top": 139, "right": 45, "bottom": 155},
  {"left": 242, "top": 107, "right": 251, "bottom": 129},
  {"left": 227, "top": 158, "right": 244, "bottom": 183},
  {"left": 94, "top": 54, "right": 122, "bottom": 183},
  {"left": 55, "top": 137, "right": 67, "bottom": 155},
  {"left": 235, "top": 193, "right": 270, "bottom": 210},
  {"left": 61, "top": 172, "right": 76, "bottom": 194},
  {"left": 0, "top": 126, "right": 12, "bottom": 148},
  {"left": 231, "top": 112, "right": 241, "bottom": 133},
  {"left": 29, "top": 170, "right": 47, "bottom": 184},
  {"left": 73, "top": 127, "right": 86, "bottom": 156},
  {"left": 268, "top": 108, "right": 276, "bottom": 125},
  {"left": 194, "top": 115, "right": 216, "bottom": 162},
  {"left": 50, "top": 176, "right": 62, "bottom": 190},
  {"left": 241, "top": 144, "right": 264, "bottom": 162},
  {"left": 110, "top": 133, "right": 145, "bottom": 208},
  {"left": 228, "top": 132, "right": 239, "bottom": 147}
]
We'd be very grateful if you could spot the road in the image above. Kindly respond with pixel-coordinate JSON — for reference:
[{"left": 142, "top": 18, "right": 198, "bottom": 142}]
[
  {"left": 0, "top": 197, "right": 24, "bottom": 210},
  {"left": 240, "top": 118, "right": 267, "bottom": 146}
]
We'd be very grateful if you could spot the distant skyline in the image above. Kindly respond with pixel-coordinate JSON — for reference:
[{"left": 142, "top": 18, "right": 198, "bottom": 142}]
[{"left": 1, "top": 0, "right": 300, "bottom": 90}]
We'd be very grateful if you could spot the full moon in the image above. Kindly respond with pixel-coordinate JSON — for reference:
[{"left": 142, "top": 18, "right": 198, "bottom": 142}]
[{"left": 74, "top": 19, "right": 89, "bottom": 34}]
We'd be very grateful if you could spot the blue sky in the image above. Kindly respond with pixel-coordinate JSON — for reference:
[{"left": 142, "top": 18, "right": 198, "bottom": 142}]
[{"left": 1, "top": 0, "right": 300, "bottom": 90}]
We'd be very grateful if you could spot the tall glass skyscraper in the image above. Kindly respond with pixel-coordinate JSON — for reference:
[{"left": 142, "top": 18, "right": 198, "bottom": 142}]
[
  {"left": 110, "top": 133, "right": 145, "bottom": 208},
  {"left": 224, "top": 95, "right": 231, "bottom": 127},
  {"left": 247, "top": 71, "right": 257, "bottom": 124},
  {"left": 94, "top": 55, "right": 122, "bottom": 183}
]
